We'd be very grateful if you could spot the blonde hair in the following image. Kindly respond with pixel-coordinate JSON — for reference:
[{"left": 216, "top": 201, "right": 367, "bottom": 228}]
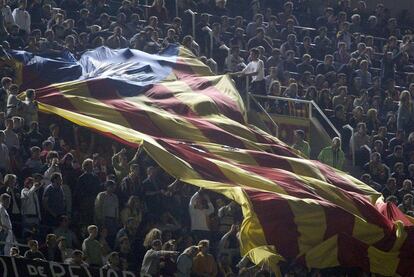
[{"left": 143, "top": 228, "right": 162, "bottom": 249}]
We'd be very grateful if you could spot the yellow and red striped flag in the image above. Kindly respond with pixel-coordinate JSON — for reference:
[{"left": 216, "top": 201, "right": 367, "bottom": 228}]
[{"left": 19, "top": 45, "right": 414, "bottom": 276}]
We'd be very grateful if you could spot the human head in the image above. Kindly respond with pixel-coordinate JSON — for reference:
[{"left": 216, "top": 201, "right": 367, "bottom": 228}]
[
  {"left": 50, "top": 172, "right": 62, "bottom": 185},
  {"left": 0, "top": 193, "right": 11, "bottom": 209},
  {"left": 294, "top": 130, "right": 305, "bottom": 143},
  {"left": 332, "top": 137, "right": 341, "bottom": 150},
  {"left": 197, "top": 239, "right": 210, "bottom": 255},
  {"left": 28, "top": 240, "right": 39, "bottom": 251},
  {"left": 87, "top": 225, "right": 98, "bottom": 238}
]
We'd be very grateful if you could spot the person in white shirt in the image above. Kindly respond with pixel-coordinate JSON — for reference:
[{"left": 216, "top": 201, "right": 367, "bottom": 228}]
[
  {"left": 188, "top": 189, "right": 214, "bottom": 241},
  {"left": 0, "top": 193, "right": 15, "bottom": 256},
  {"left": 232, "top": 48, "right": 265, "bottom": 95},
  {"left": 141, "top": 239, "right": 178, "bottom": 276},
  {"left": 21, "top": 177, "right": 41, "bottom": 234},
  {"left": 0, "top": 0, "right": 14, "bottom": 27},
  {"left": 0, "top": 131, "right": 10, "bottom": 174},
  {"left": 3, "top": 118, "right": 19, "bottom": 150},
  {"left": 12, "top": 0, "right": 30, "bottom": 33}
]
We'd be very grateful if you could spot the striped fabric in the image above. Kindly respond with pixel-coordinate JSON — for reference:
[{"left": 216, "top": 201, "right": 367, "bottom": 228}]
[{"left": 30, "top": 45, "right": 414, "bottom": 276}]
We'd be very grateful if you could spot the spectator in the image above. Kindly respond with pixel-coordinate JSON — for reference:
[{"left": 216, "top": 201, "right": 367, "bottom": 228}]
[
  {"left": 397, "top": 179, "right": 414, "bottom": 201},
  {"left": 39, "top": 233, "right": 63, "bottom": 262},
  {"left": 0, "top": 0, "right": 14, "bottom": 27},
  {"left": 23, "top": 89, "right": 38, "bottom": 126},
  {"left": 42, "top": 172, "right": 65, "bottom": 226},
  {"left": 53, "top": 215, "right": 79, "bottom": 250},
  {"left": 148, "top": 0, "right": 168, "bottom": 23},
  {"left": 0, "top": 193, "right": 14, "bottom": 255},
  {"left": 120, "top": 195, "right": 143, "bottom": 226},
  {"left": 318, "top": 137, "right": 345, "bottom": 170},
  {"left": 0, "top": 131, "right": 10, "bottom": 174},
  {"left": 232, "top": 48, "right": 265, "bottom": 95},
  {"left": 247, "top": 28, "right": 272, "bottom": 55},
  {"left": 355, "top": 60, "right": 372, "bottom": 89},
  {"left": 192, "top": 239, "right": 218, "bottom": 277},
  {"left": 189, "top": 189, "right": 214, "bottom": 241},
  {"left": 3, "top": 118, "right": 20, "bottom": 150},
  {"left": 94, "top": 180, "right": 119, "bottom": 241},
  {"left": 364, "top": 152, "right": 390, "bottom": 185},
  {"left": 102, "top": 251, "right": 121, "bottom": 271},
  {"left": 58, "top": 237, "right": 73, "bottom": 262},
  {"left": 177, "top": 245, "right": 199, "bottom": 277},
  {"left": 386, "top": 145, "right": 405, "bottom": 170},
  {"left": 12, "top": 0, "right": 31, "bottom": 33},
  {"left": 141, "top": 239, "right": 178, "bottom": 275},
  {"left": 292, "top": 129, "right": 310, "bottom": 158},
  {"left": 73, "top": 158, "right": 100, "bottom": 226},
  {"left": 66, "top": 250, "right": 88, "bottom": 266},
  {"left": 297, "top": 54, "right": 314, "bottom": 75},
  {"left": 398, "top": 194, "right": 414, "bottom": 214},
  {"left": 20, "top": 177, "right": 41, "bottom": 234},
  {"left": 82, "top": 225, "right": 103, "bottom": 267},
  {"left": 397, "top": 91, "right": 414, "bottom": 132},
  {"left": 24, "top": 239, "right": 45, "bottom": 259},
  {"left": 350, "top": 122, "right": 371, "bottom": 159},
  {"left": 0, "top": 77, "right": 12, "bottom": 113}
]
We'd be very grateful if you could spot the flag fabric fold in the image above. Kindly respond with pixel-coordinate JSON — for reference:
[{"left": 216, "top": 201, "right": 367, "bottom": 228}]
[{"left": 12, "top": 45, "right": 414, "bottom": 276}]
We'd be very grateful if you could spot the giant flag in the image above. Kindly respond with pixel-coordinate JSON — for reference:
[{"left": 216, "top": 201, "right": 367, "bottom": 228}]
[{"left": 10, "top": 45, "right": 414, "bottom": 276}]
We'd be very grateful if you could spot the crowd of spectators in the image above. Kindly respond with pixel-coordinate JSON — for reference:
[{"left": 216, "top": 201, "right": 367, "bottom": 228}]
[{"left": 0, "top": 0, "right": 414, "bottom": 275}]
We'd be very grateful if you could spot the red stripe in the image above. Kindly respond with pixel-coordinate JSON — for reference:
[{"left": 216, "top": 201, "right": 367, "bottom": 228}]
[
  {"left": 315, "top": 162, "right": 367, "bottom": 195},
  {"left": 244, "top": 188, "right": 300, "bottom": 259},
  {"left": 397, "top": 227, "right": 414, "bottom": 276},
  {"left": 174, "top": 58, "right": 245, "bottom": 124},
  {"left": 86, "top": 79, "right": 249, "bottom": 149},
  {"left": 336, "top": 234, "right": 370, "bottom": 271},
  {"left": 35, "top": 85, "right": 78, "bottom": 112},
  {"left": 85, "top": 79, "right": 166, "bottom": 137},
  {"left": 157, "top": 139, "right": 231, "bottom": 183}
]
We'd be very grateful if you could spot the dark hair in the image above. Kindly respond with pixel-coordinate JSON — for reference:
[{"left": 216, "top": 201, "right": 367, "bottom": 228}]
[{"left": 50, "top": 172, "right": 62, "bottom": 183}]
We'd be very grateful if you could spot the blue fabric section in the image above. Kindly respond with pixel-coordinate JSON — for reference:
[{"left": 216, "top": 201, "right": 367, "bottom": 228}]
[{"left": 9, "top": 45, "right": 181, "bottom": 92}]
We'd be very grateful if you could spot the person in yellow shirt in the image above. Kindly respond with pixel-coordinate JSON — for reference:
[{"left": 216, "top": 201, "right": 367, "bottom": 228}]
[{"left": 192, "top": 240, "right": 217, "bottom": 277}]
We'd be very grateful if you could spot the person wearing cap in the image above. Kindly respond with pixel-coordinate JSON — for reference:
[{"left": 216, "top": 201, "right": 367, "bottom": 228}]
[{"left": 292, "top": 130, "right": 311, "bottom": 158}]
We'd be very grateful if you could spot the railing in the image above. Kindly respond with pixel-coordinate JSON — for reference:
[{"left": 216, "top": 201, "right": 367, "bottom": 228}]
[
  {"left": 247, "top": 93, "right": 279, "bottom": 137},
  {"left": 247, "top": 93, "right": 341, "bottom": 139}
]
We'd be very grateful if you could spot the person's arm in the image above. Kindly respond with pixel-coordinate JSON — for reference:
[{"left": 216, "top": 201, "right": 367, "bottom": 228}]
[
  {"left": 111, "top": 151, "right": 122, "bottom": 171},
  {"left": 218, "top": 225, "right": 237, "bottom": 251},
  {"left": 205, "top": 195, "right": 214, "bottom": 214},
  {"left": 189, "top": 191, "right": 200, "bottom": 208},
  {"left": 21, "top": 183, "right": 40, "bottom": 199},
  {"left": 146, "top": 249, "right": 178, "bottom": 259},
  {"left": 128, "top": 146, "right": 142, "bottom": 165}
]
